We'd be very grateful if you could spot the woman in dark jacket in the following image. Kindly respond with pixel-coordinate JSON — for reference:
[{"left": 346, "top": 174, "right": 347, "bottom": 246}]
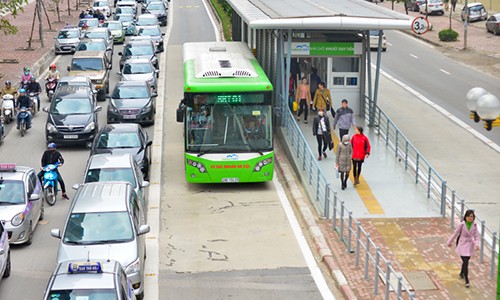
[{"left": 312, "top": 108, "right": 331, "bottom": 161}]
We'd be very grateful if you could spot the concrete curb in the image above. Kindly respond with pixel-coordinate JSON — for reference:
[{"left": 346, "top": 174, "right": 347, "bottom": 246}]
[
  {"left": 275, "top": 148, "right": 358, "bottom": 300},
  {"left": 30, "top": 48, "right": 56, "bottom": 79}
]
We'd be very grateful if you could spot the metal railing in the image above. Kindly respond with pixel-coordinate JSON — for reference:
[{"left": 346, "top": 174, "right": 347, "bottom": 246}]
[
  {"left": 279, "top": 105, "right": 416, "bottom": 299},
  {"left": 363, "top": 96, "right": 499, "bottom": 279}
]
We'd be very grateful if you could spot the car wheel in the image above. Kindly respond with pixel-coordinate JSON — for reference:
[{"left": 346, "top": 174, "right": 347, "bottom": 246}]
[
  {"left": 2, "top": 252, "right": 11, "bottom": 278},
  {"left": 25, "top": 221, "right": 33, "bottom": 245},
  {"left": 495, "top": 27, "right": 499, "bottom": 35},
  {"left": 137, "top": 291, "right": 144, "bottom": 300},
  {"left": 39, "top": 201, "right": 45, "bottom": 221}
]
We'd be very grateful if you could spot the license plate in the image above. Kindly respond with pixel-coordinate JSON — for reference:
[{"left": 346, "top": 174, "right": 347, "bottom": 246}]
[
  {"left": 222, "top": 178, "right": 240, "bottom": 183},
  {"left": 63, "top": 135, "right": 78, "bottom": 139},
  {"left": 123, "top": 115, "right": 136, "bottom": 119}
]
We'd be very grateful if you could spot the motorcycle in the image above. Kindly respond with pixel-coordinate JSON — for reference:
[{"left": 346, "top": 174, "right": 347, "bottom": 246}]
[
  {"left": 45, "top": 78, "right": 58, "bottom": 102},
  {"left": 17, "top": 107, "right": 30, "bottom": 137},
  {"left": 1, "top": 94, "right": 15, "bottom": 124},
  {"left": 42, "top": 162, "right": 60, "bottom": 206},
  {"left": 28, "top": 92, "right": 38, "bottom": 115}
]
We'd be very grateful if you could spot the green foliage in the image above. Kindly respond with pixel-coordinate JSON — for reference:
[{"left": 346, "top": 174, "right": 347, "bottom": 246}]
[
  {"left": 0, "top": 0, "right": 29, "bottom": 35},
  {"left": 438, "top": 28, "right": 459, "bottom": 41},
  {"left": 210, "top": 0, "right": 232, "bottom": 41}
]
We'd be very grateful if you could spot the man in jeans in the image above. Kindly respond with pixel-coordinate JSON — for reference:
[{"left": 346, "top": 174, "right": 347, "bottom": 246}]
[{"left": 333, "top": 99, "right": 356, "bottom": 139}]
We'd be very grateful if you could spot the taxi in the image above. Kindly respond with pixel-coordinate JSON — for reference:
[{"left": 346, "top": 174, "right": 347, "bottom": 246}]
[
  {"left": 43, "top": 260, "right": 136, "bottom": 300},
  {"left": 0, "top": 163, "right": 44, "bottom": 245},
  {"left": 0, "top": 220, "right": 11, "bottom": 280}
]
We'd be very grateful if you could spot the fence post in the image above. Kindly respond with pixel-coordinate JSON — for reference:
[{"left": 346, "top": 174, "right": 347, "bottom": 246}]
[
  {"left": 490, "top": 232, "right": 497, "bottom": 279},
  {"left": 404, "top": 141, "right": 409, "bottom": 170},
  {"left": 397, "top": 276, "right": 403, "bottom": 299},
  {"left": 302, "top": 140, "right": 306, "bottom": 171},
  {"left": 377, "top": 109, "right": 381, "bottom": 135},
  {"left": 480, "top": 220, "right": 485, "bottom": 263},
  {"left": 460, "top": 199, "right": 465, "bottom": 221},
  {"left": 385, "top": 261, "right": 391, "bottom": 300},
  {"left": 440, "top": 181, "right": 447, "bottom": 216},
  {"left": 364, "top": 234, "right": 371, "bottom": 280},
  {"left": 373, "top": 247, "right": 380, "bottom": 295},
  {"left": 347, "top": 212, "right": 353, "bottom": 253},
  {"left": 324, "top": 184, "right": 330, "bottom": 219},
  {"left": 332, "top": 192, "right": 338, "bottom": 231},
  {"left": 394, "top": 130, "right": 399, "bottom": 157},
  {"left": 427, "top": 166, "right": 432, "bottom": 198},
  {"left": 415, "top": 153, "right": 420, "bottom": 184},
  {"left": 385, "top": 118, "right": 390, "bottom": 145},
  {"left": 355, "top": 222, "right": 361, "bottom": 266},
  {"left": 339, "top": 201, "right": 345, "bottom": 241},
  {"left": 316, "top": 170, "right": 320, "bottom": 202},
  {"left": 450, "top": 191, "right": 456, "bottom": 228},
  {"left": 308, "top": 159, "right": 313, "bottom": 185}
]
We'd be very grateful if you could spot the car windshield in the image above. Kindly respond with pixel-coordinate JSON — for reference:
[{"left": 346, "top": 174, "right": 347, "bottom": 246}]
[
  {"left": 78, "top": 19, "right": 99, "bottom": 27},
  {"left": 77, "top": 41, "right": 106, "bottom": 51},
  {"left": 112, "top": 85, "right": 149, "bottom": 99},
  {"left": 0, "top": 180, "right": 25, "bottom": 205},
  {"left": 71, "top": 58, "right": 104, "bottom": 71},
  {"left": 124, "top": 44, "right": 154, "bottom": 56},
  {"left": 85, "top": 168, "right": 137, "bottom": 187},
  {"left": 94, "top": 0, "right": 109, "bottom": 7},
  {"left": 115, "top": 7, "right": 134, "bottom": 14},
  {"left": 58, "top": 30, "right": 79, "bottom": 39},
  {"left": 84, "top": 31, "right": 107, "bottom": 40},
  {"left": 51, "top": 98, "right": 93, "bottom": 115},
  {"left": 103, "top": 22, "right": 121, "bottom": 30},
  {"left": 63, "top": 212, "right": 133, "bottom": 244},
  {"left": 138, "top": 27, "right": 160, "bottom": 36},
  {"left": 47, "top": 290, "right": 118, "bottom": 300},
  {"left": 136, "top": 17, "right": 157, "bottom": 26},
  {"left": 97, "top": 132, "right": 141, "bottom": 148},
  {"left": 469, "top": 5, "right": 483, "bottom": 11},
  {"left": 147, "top": 3, "right": 163, "bottom": 10},
  {"left": 116, "top": 14, "right": 134, "bottom": 22},
  {"left": 369, "top": 30, "right": 382, "bottom": 36},
  {"left": 123, "top": 62, "right": 153, "bottom": 74}
]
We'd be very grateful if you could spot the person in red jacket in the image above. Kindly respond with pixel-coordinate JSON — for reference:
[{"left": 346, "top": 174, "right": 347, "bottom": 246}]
[{"left": 350, "top": 126, "right": 370, "bottom": 185}]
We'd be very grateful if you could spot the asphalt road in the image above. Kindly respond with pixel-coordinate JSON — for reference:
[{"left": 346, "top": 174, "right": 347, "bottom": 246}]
[{"left": 374, "top": 30, "right": 500, "bottom": 146}]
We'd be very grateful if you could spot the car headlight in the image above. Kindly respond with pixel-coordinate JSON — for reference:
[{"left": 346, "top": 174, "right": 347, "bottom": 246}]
[
  {"left": 141, "top": 102, "right": 153, "bottom": 113},
  {"left": 125, "top": 257, "right": 141, "bottom": 274},
  {"left": 46, "top": 123, "right": 57, "bottom": 133},
  {"left": 253, "top": 158, "right": 273, "bottom": 172},
  {"left": 187, "top": 159, "right": 206, "bottom": 173},
  {"left": 11, "top": 212, "right": 25, "bottom": 227},
  {"left": 84, "top": 122, "right": 95, "bottom": 132},
  {"left": 94, "top": 79, "right": 103, "bottom": 84}
]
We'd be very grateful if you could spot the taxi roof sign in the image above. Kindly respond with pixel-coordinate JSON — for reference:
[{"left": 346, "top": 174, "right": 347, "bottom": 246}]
[
  {"left": 68, "top": 262, "right": 102, "bottom": 274},
  {"left": 0, "top": 163, "right": 16, "bottom": 172}
]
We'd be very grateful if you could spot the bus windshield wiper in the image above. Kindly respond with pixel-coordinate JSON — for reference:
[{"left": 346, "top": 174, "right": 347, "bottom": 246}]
[{"left": 197, "top": 146, "right": 221, "bottom": 157}]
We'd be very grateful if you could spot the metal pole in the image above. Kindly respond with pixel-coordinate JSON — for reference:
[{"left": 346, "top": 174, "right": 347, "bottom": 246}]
[
  {"left": 480, "top": 220, "right": 485, "bottom": 263},
  {"left": 374, "top": 247, "right": 380, "bottom": 295},
  {"left": 404, "top": 141, "right": 409, "bottom": 170},
  {"left": 395, "top": 130, "right": 399, "bottom": 157},
  {"left": 427, "top": 166, "right": 432, "bottom": 198},
  {"left": 385, "top": 261, "right": 391, "bottom": 300},
  {"left": 397, "top": 276, "right": 403, "bottom": 299},
  {"left": 451, "top": 191, "right": 456, "bottom": 228},
  {"left": 285, "top": 30, "right": 292, "bottom": 119},
  {"left": 490, "top": 232, "right": 497, "bottom": 278},
  {"left": 415, "top": 154, "right": 420, "bottom": 184},
  {"left": 355, "top": 222, "right": 361, "bottom": 266},
  {"left": 324, "top": 184, "right": 330, "bottom": 219},
  {"left": 464, "top": 0, "right": 469, "bottom": 50},
  {"left": 339, "top": 201, "right": 345, "bottom": 241},
  {"left": 332, "top": 193, "right": 338, "bottom": 231},
  {"left": 347, "top": 212, "right": 353, "bottom": 253},
  {"left": 371, "top": 33, "right": 383, "bottom": 127},
  {"left": 440, "top": 181, "right": 447, "bottom": 216},
  {"left": 364, "top": 235, "right": 371, "bottom": 280},
  {"left": 460, "top": 199, "right": 465, "bottom": 220}
]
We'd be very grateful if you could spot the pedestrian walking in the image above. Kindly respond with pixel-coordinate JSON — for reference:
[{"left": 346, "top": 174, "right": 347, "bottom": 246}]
[
  {"left": 296, "top": 77, "right": 311, "bottom": 124},
  {"left": 333, "top": 99, "right": 356, "bottom": 139},
  {"left": 335, "top": 134, "right": 352, "bottom": 190},
  {"left": 312, "top": 108, "right": 331, "bottom": 161},
  {"left": 350, "top": 126, "right": 370, "bottom": 185},
  {"left": 447, "top": 209, "right": 480, "bottom": 288},
  {"left": 309, "top": 67, "right": 321, "bottom": 100},
  {"left": 312, "top": 82, "right": 332, "bottom": 113}
]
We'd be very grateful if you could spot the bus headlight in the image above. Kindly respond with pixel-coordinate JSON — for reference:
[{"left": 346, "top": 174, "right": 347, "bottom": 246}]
[
  {"left": 253, "top": 158, "right": 272, "bottom": 172},
  {"left": 187, "top": 159, "right": 206, "bottom": 173}
]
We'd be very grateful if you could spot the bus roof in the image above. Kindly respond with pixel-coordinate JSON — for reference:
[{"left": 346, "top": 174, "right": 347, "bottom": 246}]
[{"left": 183, "top": 42, "right": 273, "bottom": 93}]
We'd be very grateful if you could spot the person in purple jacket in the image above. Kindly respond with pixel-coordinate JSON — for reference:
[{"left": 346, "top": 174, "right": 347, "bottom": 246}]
[{"left": 447, "top": 209, "right": 479, "bottom": 288}]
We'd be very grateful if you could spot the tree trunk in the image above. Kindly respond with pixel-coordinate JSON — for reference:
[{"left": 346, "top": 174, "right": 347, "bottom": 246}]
[{"left": 37, "top": 0, "right": 44, "bottom": 47}]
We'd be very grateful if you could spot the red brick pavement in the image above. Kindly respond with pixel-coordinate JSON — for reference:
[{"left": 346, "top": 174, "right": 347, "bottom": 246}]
[
  {"left": 320, "top": 218, "right": 497, "bottom": 299},
  {"left": 0, "top": 0, "right": 84, "bottom": 83}
]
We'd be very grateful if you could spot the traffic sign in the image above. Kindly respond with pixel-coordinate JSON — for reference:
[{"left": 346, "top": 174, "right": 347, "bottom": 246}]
[{"left": 412, "top": 17, "right": 430, "bottom": 35}]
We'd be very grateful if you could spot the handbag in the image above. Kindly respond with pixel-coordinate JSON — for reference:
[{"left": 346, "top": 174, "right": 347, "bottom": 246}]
[
  {"left": 293, "top": 101, "right": 298, "bottom": 112},
  {"left": 323, "top": 132, "right": 334, "bottom": 150},
  {"left": 325, "top": 99, "right": 331, "bottom": 112}
]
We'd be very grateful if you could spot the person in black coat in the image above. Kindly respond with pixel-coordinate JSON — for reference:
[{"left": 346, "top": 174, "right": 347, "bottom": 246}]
[
  {"left": 37, "top": 143, "right": 69, "bottom": 200},
  {"left": 312, "top": 108, "right": 331, "bottom": 161}
]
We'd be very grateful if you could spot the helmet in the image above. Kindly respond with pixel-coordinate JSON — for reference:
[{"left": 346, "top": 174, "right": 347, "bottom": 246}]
[
  {"left": 48, "top": 143, "right": 57, "bottom": 149},
  {"left": 50, "top": 64, "right": 56, "bottom": 69},
  {"left": 24, "top": 67, "right": 30, "bottom": 74},
  {"left": 19, "top": 88, "right": 26, "bottom": 93},
  {"left": 5, "top": 80, "right": 11, "bottom": 85},
  {"left": 30, "top": 76, "right": 36, "bottom": 81}
]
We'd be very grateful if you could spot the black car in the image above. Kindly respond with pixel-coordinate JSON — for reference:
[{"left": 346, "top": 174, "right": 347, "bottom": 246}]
[
  {"left": 43, "top": 86, "right": 102, "bottom": 147},
  {"left": 144, "top": 2, "right": 167, "bottom": 26},
  {"left": 107, "top": 81, "right": 157, "bottom": 125},
  {"left": 90, "top": 123, "right": 153, "bottom": 179},
  {"left": 118, "top": 40, "right": 159, "bottom": 70}
]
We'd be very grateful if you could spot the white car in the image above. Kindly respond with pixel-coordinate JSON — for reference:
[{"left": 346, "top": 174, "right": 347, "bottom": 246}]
[
  {"left": 419, "top": 0, "right": 444, "bottom": 15},
  {"left": 369, "top": 30, "right": 387, "bottom": 51},
  {"left": 92, "top": 0, "right": 111, "bottom": 17},
  {"left": 0, "top": 220, "right": 11, "bottom": 281}
]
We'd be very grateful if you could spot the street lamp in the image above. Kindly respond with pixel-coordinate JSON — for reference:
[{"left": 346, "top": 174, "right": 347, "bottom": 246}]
[
  {"left": 476, "top": 94, "right": 500, "bottom": 131},
  {"left": 466, "top": 87, "right": 488, "bottom": 122}
]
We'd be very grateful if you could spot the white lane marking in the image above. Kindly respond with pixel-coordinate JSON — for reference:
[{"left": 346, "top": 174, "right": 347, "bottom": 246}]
[
  {"left": 201, "top": 0, "right": 221, "bottom": 41},
  {"left": 272, "top": 177, "right": 336, "bottom": 300},
  {"left": 440, "top": 69, "right": 450, "bottom": 75},
  {"left": 387, "top": 42, "right": 393, "bottom": 46},
  {"left": 373, "top": 65, "right": 500, "bottom": 154},
  {"left": 409, "top": 54, "right": 419, "bottom": 59},
  {"left": 143, "top": 1, "right": 174, "bottom": 298}
]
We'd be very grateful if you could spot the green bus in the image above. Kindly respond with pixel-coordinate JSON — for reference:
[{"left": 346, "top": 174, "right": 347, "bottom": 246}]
[{"left": 177, "top": 42, "right": 274, "bottom": 183}]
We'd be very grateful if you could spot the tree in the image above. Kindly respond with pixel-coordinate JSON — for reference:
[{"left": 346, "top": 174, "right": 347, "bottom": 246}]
[{"left": 0, "top": 0, "right": 29, "bottom": 35}]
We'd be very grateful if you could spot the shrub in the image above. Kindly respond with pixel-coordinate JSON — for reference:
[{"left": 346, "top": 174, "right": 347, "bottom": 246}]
[{"left": 439, "top": 29, "right": 459, "bottom": 41}]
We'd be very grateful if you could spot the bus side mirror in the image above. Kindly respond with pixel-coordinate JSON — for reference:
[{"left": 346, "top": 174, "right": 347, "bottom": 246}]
[{"left": 176, "top": 100, "right": 185, "bottom": 123}]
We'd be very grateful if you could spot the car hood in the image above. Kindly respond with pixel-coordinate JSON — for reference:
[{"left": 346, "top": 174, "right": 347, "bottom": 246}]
[
  {"left": 50, "top": 113, "right": 93, "bottom": 127},
  {"left": 57, "top": 38, "right": 80, "bottom": 45},
  {"left": 122, "top": 21, "right": 132, "bottom": 27},
  {"left": 68, "top": 70, "right": 106, "bottom": 80},
  {"left": 93, "top": 147, "right": 145, "bottom": 163},
  {"left": 57, "top": 241, "right": 138, "bottom": 267},
  {"left": 110, "top": 29, "right": 123, "bottom": 36},
  {"left": 121, "top": 73, "right": 154, "bottom": 82},
  {"left": 0, "top": 205, "right": 25, "bottom": 221},
  {"left": 147, "top": 9, "right": 165, "bottom": 15},
  {"left": 112, "top": 98, "right": 150, "bottom": 108}
]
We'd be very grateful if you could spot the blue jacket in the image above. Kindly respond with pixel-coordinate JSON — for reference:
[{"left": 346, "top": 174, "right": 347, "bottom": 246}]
[{"left": 333, "top": 107, "right": 356, "bottom": 130}]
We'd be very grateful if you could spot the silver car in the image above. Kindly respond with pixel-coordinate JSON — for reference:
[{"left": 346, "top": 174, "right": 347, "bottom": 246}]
[
  {"left": 76, "top": 38, "right": 114, "bottom": 67},
  {"left": 51, "top": 182, "right": 150, "bottom": 299},
  {"left": 134, "top": 25, "right": 164, "bottom": 52},
  {"left": 78, "top": 154, "right": 149, "bottom": 210},
  {"left": 43, "top": 260, "right": 136, "bottom": 300},
  {"left": 92, "top": 0, "right": 111, "bottom": 17},
  {"left": 54, "top": 27, "right": 81, "bottom": 54},
  {"left": 134, "top": 14, "right": 159, "bottom": 26},
  {"left": 0, "top": 221, "right": 11, "bottom": 281},
  {"left": 119, "top": 58, "right": 158, "bottom": 92},
  {"left": 0, "top": 164, "right": 44, "bottom": 245},
  {"left": 82, "top": 27, "right": 114, "bottom": 50}
]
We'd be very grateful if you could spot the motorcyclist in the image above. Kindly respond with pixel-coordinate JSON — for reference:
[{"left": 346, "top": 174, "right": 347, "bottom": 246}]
[
  {"left": 20, "top": 67, "right": 33, "bottom": 88},
  {"left": 45, "top": 64, "right": 60, "bottom": 94},
  {"left": 15, "top": 89, "right": 33, "bottom": 130},
  {"left": 26, "top": 76, "right": 42, "bottom": 111},
  {"left": 1, "top": 81, "right": 18, "bottom": 117},
  {"left": 93, "top": 9, "right": 105, "bottom": 21},
  {"left": 37, "top": 143, "right": 69, "bottom": 200}
]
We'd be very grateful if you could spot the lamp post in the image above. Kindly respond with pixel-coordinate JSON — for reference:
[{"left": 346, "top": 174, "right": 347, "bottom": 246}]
[
  {"left": 466, "top": 87, "right": 488, "bottom": 122},
  {"left": 476, "top": 94, "right": 500, "bottom": 131}
]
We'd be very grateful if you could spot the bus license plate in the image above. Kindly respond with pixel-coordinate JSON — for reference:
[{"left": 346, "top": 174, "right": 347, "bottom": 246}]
[
  {"left": 222, "top": 178, "right": 239, "bottom": 183},
  {"left": 63, "top": 135, "right": 78, "bottom": 139},
  {"left": 123, "top": 115, "right": 136, "bottom": 119}
]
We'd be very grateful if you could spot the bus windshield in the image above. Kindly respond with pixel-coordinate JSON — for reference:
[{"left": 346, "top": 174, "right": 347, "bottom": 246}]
[{"left": 186, "top": 94, "right": 272, "bottom": 153}]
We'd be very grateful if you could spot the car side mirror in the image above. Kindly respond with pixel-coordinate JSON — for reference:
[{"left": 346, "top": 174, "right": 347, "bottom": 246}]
[
  {"left": 95, "top": 106, "right": 102, "bottom": 112},
  {"left": 106, "top": 47, "right": 112, "bottom": 51},
  {"left": 141, "top": 181, "right": 150, "bottom": 188},
  {"left": 161, "top": 33, "right": 165, "bottom": 36},
  {"left": 107, "top": 65, "right": 112, "bottom": 70},
  {"left": 29, "top": 193, "right": 40, "bottom": 201},
  {"left": 50, "top": 229, "right": 61, "bottom": 239},
  {"left": 72, "top": 183, "right": 81, "bottom": 190},
  {"left": 138, "top": 224, "right": 150, "bottom": 235},
  {"left": 67, "top": 66, "right": 71, "bottom": 72},
  {"left": 118, "top": 51, "right": 123, "bottom": 56},
  {"left": 151, "top": 92, "right": 158, "bottom": 97},
  {"left": 42, "top": 107, "right": 49, "bottom": 113},
  {"left": 146, "top": 140, "right": 152, "bottom": 147}
]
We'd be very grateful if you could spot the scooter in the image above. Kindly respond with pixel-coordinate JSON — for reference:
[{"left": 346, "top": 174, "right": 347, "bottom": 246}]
[
  {"left": 45, "top": 78, "right": 58, "bottom": 102},
  {"left": 28, "top": 92, "right": 38, "bottom": 115},
  {"left": 42, "top": 162, "right": 60, "bottom": 206},
  {"left": 17, "top": 107, "right": 30, "bottom": 137},
  {"left": 1, "top": 94, "right": 15, "bottom": 124}
]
